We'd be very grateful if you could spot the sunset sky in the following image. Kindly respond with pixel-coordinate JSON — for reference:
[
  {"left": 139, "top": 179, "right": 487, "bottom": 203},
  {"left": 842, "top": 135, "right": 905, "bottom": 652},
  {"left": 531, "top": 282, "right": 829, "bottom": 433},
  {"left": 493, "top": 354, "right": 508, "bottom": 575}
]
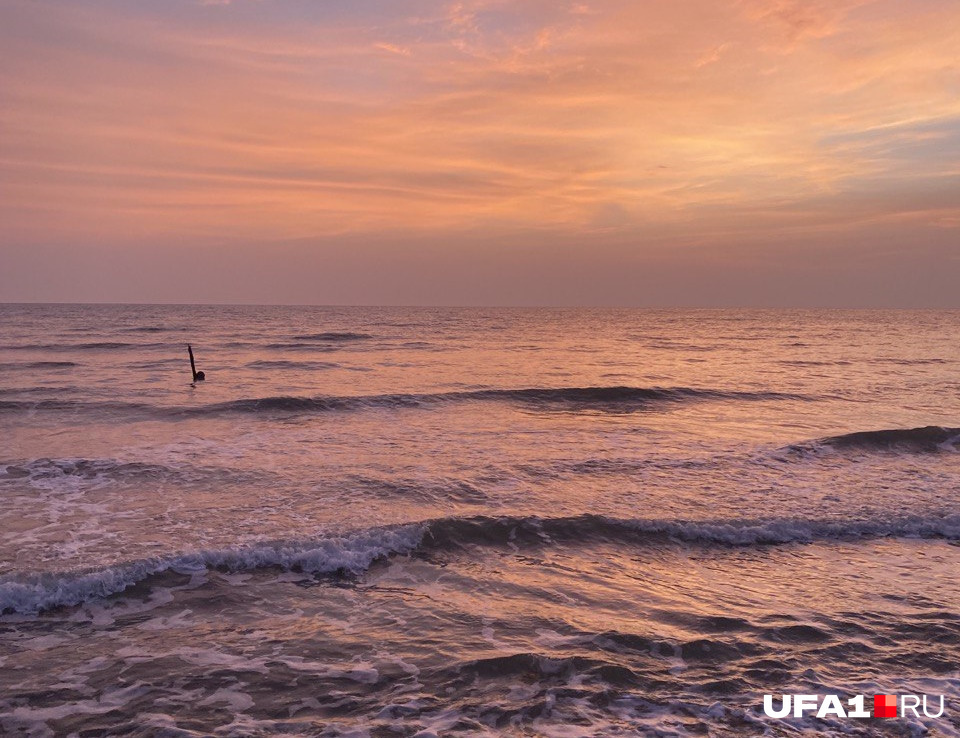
[{"left": 1, "top": 0, "right": 958, "bottom": 306}]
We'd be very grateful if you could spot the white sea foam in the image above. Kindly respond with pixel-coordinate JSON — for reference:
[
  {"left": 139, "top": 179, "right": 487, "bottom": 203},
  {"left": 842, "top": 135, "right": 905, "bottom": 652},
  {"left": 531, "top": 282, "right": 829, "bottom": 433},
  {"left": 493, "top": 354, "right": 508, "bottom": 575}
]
[
  {"left": 3, "top": 513, "right": 960, "bottom": 615},
  {"left": 0, "top": 524, "right": 426, "bottom": 615}
]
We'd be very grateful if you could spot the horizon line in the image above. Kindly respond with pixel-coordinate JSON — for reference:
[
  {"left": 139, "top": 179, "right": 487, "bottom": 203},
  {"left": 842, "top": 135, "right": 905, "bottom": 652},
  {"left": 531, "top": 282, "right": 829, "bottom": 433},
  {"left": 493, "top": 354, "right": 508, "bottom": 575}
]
[{"left": 2, "top": 301, "right": 959, "bottom": 311}]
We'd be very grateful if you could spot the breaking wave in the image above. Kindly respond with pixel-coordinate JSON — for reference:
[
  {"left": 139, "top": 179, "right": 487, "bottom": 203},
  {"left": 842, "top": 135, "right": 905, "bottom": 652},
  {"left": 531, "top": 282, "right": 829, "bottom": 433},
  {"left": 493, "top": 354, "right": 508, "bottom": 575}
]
[
  {"left": 791, "top": 426, "right": 960, "bottom": 455},
  {"left": 0, "top": 525, "right": 425, "bottom": 615},
  {"left": 201, "top": 386, "right": 728, "bottom": 415},
  {"left": 4, "top": 512, "right": 960, "bottom": 615},
  {"left": 0, "top": 386, "right": 808, "bottom": 419}
]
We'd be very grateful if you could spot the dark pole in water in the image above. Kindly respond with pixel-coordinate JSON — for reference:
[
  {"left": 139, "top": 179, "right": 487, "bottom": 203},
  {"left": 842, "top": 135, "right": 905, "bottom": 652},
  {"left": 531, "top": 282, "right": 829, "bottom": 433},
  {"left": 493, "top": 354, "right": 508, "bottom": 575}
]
[{"left": 188, "top": 344, "right": 205, "bottom": 382}]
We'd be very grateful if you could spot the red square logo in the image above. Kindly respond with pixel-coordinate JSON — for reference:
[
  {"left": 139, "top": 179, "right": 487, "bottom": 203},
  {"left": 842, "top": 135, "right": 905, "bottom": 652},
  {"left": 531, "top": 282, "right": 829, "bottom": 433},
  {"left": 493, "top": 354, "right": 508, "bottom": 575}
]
[{"left": 874, "top": 694, "right": 897, "bottom": 718}]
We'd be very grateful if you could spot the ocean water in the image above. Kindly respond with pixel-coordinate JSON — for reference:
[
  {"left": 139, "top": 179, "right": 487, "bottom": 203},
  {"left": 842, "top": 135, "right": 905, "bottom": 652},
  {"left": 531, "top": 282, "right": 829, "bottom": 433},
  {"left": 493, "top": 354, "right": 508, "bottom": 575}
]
[{"left": 1, "top": 304, "right": 959, "bottom": 737}]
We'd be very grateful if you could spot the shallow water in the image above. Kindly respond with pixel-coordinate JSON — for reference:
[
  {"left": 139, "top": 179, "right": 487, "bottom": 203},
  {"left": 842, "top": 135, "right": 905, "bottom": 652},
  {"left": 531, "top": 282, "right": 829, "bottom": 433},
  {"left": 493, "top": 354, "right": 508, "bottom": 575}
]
[{"left": 1, "top": 305, "right": 959, "bottom": 736}]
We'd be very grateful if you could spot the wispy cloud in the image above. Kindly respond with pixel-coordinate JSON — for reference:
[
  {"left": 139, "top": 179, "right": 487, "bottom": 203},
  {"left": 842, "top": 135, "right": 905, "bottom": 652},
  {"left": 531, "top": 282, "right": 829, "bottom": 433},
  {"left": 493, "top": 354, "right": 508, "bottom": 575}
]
[{"left": 1, "top": 0, "right": 959, "bottom": 303}]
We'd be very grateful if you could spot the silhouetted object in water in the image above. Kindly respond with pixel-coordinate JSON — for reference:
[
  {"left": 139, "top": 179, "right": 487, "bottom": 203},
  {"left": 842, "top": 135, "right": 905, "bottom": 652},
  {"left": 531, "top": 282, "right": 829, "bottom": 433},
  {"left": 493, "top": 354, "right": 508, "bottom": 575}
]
[{"left": 188, "top": 344, "right": 205, "bottom": 382}]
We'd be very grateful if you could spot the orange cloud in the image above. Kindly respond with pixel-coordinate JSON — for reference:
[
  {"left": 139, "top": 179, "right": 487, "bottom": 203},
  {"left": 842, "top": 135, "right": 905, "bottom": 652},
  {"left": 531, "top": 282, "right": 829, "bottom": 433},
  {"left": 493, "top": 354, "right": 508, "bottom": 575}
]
[{"left": 1, "top": 0, "right": 958, "bottom": 258}]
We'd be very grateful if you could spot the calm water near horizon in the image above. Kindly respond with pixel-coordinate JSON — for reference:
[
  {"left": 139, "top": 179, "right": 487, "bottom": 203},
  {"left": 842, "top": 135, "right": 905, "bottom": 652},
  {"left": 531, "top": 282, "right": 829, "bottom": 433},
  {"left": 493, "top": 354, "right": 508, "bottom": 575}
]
[{"left": 1, "top": 304, "right": 959, "bottom": 736}]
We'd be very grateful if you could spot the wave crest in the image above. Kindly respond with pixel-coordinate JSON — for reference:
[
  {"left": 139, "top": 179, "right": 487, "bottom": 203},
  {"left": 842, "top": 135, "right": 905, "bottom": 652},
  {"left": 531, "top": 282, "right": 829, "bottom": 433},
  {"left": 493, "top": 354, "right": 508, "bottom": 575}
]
[
  {"left": 0, "top": 457, "right": 266, "bottom": 487},
  {"left": 0, "top": 525, "right": 425, "bottom": 615},
  {"left": 293, "top": 332, "right": 372, "bottom": 341},
  {"left": 0, "top": 386, "right": 804, "bottom": 419},
  {"left": 4, "top": 512, "right": 960, "bottom": 615},
  {"left": 245, "top": 360, "right": 340, "bottom": 370},
  {"left": 0, "top": 361, "right": 78, "bottom": 370},
  {"left": 420, "top": 513, "right": 960, "bottom": 550},
  {"left": 790, "top": 426, "right": 960, "bottom": 455}
]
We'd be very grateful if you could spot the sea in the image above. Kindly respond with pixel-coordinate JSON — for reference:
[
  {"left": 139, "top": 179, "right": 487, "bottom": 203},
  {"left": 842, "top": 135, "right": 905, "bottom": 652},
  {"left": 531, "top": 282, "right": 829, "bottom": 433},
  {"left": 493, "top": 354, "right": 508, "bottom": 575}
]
[{"left": 1, "top": 304, "right": 959, "bottom": 737}]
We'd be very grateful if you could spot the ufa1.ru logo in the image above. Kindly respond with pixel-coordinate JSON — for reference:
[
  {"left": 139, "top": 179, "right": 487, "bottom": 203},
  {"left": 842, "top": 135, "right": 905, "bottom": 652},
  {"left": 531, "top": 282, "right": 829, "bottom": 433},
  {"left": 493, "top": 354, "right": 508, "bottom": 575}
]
[{"left": 763, "top": 694, "right": 945, "bottom": 719}]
